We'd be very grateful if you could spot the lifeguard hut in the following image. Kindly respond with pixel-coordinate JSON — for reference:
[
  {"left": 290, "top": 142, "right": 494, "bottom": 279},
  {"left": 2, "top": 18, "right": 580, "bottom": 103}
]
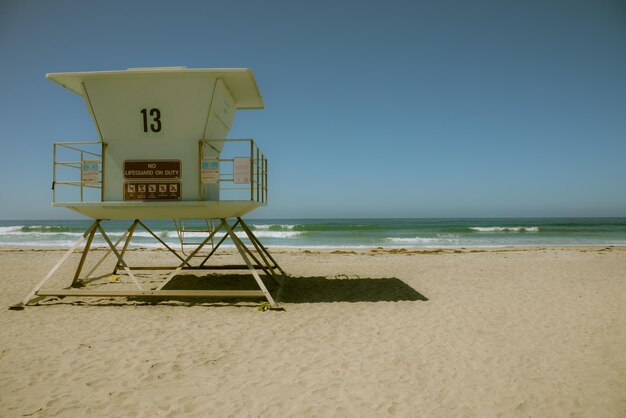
[{"left": 15, "top": 67, "right": 284, "bottom": 309}]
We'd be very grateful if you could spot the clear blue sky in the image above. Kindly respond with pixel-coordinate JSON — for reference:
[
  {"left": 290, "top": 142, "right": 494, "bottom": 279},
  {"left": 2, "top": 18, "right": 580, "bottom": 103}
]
[{"left": 1, "top": 0, "right": 625, "bottom": 219}]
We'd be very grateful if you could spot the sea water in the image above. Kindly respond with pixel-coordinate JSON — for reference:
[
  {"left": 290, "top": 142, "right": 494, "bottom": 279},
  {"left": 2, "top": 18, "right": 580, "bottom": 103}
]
[{"left": 0, "top": 218, "right": 625, "bottom": 249}]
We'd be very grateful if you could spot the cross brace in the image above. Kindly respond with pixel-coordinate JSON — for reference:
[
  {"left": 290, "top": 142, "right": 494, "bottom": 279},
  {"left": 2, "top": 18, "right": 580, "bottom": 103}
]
[{"left": 10, "top": 218, "right": 285, "bottom": 310}]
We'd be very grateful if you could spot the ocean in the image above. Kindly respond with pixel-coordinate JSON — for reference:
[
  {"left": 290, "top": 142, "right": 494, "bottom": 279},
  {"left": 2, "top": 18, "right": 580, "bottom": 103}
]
[{"left": 0, "top": 218, "right": 625, "bottom": 249}]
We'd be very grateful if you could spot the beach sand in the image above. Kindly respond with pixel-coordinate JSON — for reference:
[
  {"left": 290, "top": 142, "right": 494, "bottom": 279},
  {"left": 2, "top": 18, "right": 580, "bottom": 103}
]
[{"left": 0, "top": 246, "right": 625, "bottom": 417}]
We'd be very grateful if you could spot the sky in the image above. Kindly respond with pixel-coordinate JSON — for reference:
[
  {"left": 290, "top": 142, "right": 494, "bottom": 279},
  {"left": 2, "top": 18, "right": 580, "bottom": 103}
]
[{"left": 0, "top": 0, "right": 625, "bottom": 219}]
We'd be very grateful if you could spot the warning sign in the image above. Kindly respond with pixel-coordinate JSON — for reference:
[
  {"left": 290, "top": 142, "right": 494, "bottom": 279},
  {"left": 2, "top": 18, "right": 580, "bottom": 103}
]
[
  {"left": 201, "top": 159, "right": 219, "bottom": 184},
  {"left": 124, "top": 182, "right": 181, "bottom": 200},
  {"left": 233, "top": 157, "right": 251, "bottom": 184},
  {"left": 81, "top": 160, "right": 99, "bottom": 185},
  {"left": 124, "top": 160, "right": 181, "bottom": 179}
]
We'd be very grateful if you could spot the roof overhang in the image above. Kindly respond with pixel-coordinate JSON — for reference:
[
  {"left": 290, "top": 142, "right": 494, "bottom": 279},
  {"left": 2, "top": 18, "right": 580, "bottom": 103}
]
[{"left": 46, "top": 67, "right": 264, "bottom": 109}]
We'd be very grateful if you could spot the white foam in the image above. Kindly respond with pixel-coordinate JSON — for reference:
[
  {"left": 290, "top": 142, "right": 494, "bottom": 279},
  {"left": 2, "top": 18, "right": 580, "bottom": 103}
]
[
  {"left": 0, "top": 229, "right": 84, "bottom": 237},
  {"left": 252, "top": 224, "right": 296, "bottom": 230},
  {"left": 385, "top": 236, "right": 453, "bottom": 244},
  {"left": 0, "top": 226, "right": 303, "bottom": 241},
  {"left": 108, "top": 231, "right": 171, "bottom": 239},
  {"left": 0, "top": 226, "right": 25, "bottom": 233},
  {"left": 114, "top": 231, "right": 304, "bottom": 242},
  {"left": 155, "top": 230, "right": 302, "bottom": 240},
  {"left": 470, "top": 226, "right": 540, "bottom": 233},
  {"left": 0, "top": 241, "right": 110, "bottom": 248},
  {"left": 254, "top": 230, "right": 302, "bottom": 238}
]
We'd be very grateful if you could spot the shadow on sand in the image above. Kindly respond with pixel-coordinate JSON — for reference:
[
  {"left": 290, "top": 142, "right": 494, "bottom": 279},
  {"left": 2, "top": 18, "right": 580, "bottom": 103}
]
[
  {"left": 158, "top": 273, "right": 428, "bottom": 304},
  {"left": 279, "top": 275, "right": 427, "bottom": 303},
  {"left": 30, "top": 274, "right": 428, "bottom": 307}
]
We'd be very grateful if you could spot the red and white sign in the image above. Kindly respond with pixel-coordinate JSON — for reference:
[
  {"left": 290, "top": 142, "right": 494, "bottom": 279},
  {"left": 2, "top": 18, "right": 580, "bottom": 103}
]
[{"left": 233, "top": 157, "right": 251, "bottom": 184}]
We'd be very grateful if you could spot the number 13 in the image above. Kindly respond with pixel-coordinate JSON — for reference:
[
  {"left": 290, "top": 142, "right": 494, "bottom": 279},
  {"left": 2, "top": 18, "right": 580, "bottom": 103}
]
[{"left": 141, "top": 108, "right": 161, "bottom": 132}]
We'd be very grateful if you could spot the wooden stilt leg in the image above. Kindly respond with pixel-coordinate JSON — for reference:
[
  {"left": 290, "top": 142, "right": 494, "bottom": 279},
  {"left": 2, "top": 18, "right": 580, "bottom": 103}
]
[
  {"left": 221, "top": 219, "right": 276, "bottom": 306},
  {"left": 238, "top": 217, "right": 286, "bottom": 276},
  {"left": 12, "top": 218, "right": 286, "bottom": 310},
  {"left": 137, "top": 220, "right": 191, "bottom": 267},
  {"left": 70, "top": 222, "right": 99, "bottom": 287},
  {"left": 155, "top": 224, "right": 223, "bottom": 291},
  {"left": 113, "top": 219, "right": 139, "bottom": 274},
  {"left": 96, "top": 224, "right": 143, "bottom": 291},
  {"left": 237, "top": 218, "right": 279, "bottom": 280},
  {"left": 215, "top": 219, "right": 268, "bottom": 273},
  {"left": 83, "top": 228, "right": 131, "bottom": 281},
  {"left": 17, "top": 221, "right": 99, "bottom": 307},
  {"left": 198, "top": 220, "right": 233, "bottom": 267}
]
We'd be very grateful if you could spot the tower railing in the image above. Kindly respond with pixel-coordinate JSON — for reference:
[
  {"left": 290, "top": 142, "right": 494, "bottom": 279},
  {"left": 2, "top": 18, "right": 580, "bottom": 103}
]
[
  {"left": 200, "top": 139, "right": 268, "bottom": 203},
  {"left": 52, "top": 139, "right": 267, "bottom": 204},
  {"left": 52, "top": 141, "right": 103, "bottom": 203}
]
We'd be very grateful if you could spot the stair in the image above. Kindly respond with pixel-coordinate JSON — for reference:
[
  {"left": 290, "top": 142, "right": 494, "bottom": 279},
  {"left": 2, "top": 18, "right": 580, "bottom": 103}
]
[{"left": 173, "top": 219, "right": 216, "bottom": 256}]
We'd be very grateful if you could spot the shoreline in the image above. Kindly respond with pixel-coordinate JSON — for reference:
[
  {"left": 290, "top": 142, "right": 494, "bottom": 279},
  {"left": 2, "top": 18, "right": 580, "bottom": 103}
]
[
  {"left": 1, "top": 244, "right": 625, "bottom": 252},
  {"left": 0, "top": 245, "right": 625, "bottom": 260}
]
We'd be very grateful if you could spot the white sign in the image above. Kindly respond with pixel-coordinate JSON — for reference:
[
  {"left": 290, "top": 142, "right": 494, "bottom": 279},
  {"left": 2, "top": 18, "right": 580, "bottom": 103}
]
[
  {"left": 81, "top": 160, "right": 99, "bottom": 185},
  {"left": 233, "top": 157, "right": 251, "bottom": 184},
  {"left": 201, "top": 159, "right": 220, "bottom": 184}
]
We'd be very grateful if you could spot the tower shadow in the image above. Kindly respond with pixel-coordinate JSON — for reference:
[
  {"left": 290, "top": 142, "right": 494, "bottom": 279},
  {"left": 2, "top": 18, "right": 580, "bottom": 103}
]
[
  {"left": 279, "top": 276, "right": 428, "bottom": 303},
  {"left": 160, "top": 273, "right": 428, "bottom": 304}
]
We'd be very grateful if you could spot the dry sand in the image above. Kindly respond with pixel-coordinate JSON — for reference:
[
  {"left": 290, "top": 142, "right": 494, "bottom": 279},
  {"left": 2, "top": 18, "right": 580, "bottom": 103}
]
[{"left": 0, "top": 246, "right": 625, "bottom": 417}]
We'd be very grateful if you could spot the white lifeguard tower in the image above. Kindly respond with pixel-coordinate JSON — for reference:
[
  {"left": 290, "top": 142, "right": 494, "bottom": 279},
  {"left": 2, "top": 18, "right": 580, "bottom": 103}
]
[{"left": 15, "top": 67, "right": 285, "bottom": 309}]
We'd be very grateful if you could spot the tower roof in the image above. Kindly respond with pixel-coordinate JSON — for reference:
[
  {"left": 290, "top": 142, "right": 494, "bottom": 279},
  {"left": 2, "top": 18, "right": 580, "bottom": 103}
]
[{"left": 47, "top": 67, "right": 264, "bottom": 109}]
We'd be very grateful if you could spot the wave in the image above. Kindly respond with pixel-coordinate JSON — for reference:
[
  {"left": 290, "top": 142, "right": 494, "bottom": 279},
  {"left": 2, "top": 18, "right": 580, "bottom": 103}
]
[
  {"left": 0, "top": 226, "right": 23, "bottom": 233},
  {"left": 117, "top": 227, "right": 301, "bottom": 239},
  {"left": 0, "top": 225, "right": 79, "bottom": 233},
  {"left": 469, "top": 226, "right": 540, "bottom": 232},
  {"left": 179, "top": 230, "right": 302, "bottom": 240},
  {"left": 107, "top": 231, "right": 172, "bottom": 239},
  {"left": 0, "top": 231, "right": 85, "bottom": 237},
  {"left": 385, "top": 235, "right": 459, "bottom": 245},
  {"left": 0, "top": 240, "right": 110, "bottom": 248},
  {"left": 252, "top": 224, "right": 297, "bottom": 231},
  {"left": 20, "top": 225, "right": 76, "bottom": 233},
  {"left": 250, "top": 223, "right": 433, "bottom": 232},
  {"left": 254, "top": 231, "right": 302, "bottom": 239}
]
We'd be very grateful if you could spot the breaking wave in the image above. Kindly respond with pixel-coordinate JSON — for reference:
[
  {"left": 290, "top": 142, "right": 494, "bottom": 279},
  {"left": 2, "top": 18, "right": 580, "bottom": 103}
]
[
  {"left": 469, "top": 226, "right": 540, "bottom": 233},
  {"left": 252, "top": 224, "right": 296, "bottom": 231},
  {"left": 385, "top": 235, "right": 460, "bottom": 245},
  {"left": 170, "top": 230, "right": 303, "bottom": 239}
]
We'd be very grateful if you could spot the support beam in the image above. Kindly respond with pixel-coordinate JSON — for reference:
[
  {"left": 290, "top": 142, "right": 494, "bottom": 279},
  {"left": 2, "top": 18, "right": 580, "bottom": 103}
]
[
  {"left": 96, "top": 224, "right": 143, "bottom": 290},
  {"left": 70, "top": 222, "right": 98, "bottom": 287},
  {"left": 83, "top": 228, "right": 131, "bottom": 281},
  {"left": 19, "top": 220, "right": 100, "bottom": 306},
  {"left": 137, "top": 220, "right": 191, "bottom": 267},
  {"left": 36, "top": 289, "right": 265, "bottom": 298},
  {"left": 113, "top": 219, "right": 139, "bottom": 274},
  {"left": 125, "top": 264, "right": 269, "bottom": 270},
  {"left": 237, "top": 218, "right": 281, "bottom": 284},
  {"left": 198, "top": 219, "right": 238, "bottom": 267},
  {"left": 155, "top": 223, "right": 224, "bottom": 291},
  {"left": 14, "top": 217, "right": 285, "bottom": 309},
  {"left": 238, "top": 217, "right": 286, "bottom": 276},
  {"left": 221, "top": 218, "right": 276, "bottom": 306}
]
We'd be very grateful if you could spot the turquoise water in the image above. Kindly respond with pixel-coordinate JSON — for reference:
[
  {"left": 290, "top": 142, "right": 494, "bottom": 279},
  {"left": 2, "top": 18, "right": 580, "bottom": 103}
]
[{"left": 0, "top": 218, "right": 625, "bottom": 248}]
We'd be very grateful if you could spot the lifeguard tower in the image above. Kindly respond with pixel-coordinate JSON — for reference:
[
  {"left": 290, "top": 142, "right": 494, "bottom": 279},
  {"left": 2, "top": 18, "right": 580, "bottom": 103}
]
[{"left": 15, "top": 67, "right": 284, "bottom": 309}]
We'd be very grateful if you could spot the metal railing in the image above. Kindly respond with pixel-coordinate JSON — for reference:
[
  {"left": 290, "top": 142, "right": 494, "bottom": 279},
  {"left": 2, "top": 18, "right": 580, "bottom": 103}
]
[
  {"left": 51, "top": 139, "right": 267, "bottom": 204},
  {"left": 52, "top": 141, "right": 103, "bottom": 203},
  {"left": 201, "top": 139, "right": 268, "bottom": 203}
]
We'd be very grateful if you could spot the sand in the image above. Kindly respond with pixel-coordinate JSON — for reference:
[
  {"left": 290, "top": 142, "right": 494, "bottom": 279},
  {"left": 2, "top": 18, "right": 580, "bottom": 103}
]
[{"left": 0, "top": 246, "right": 625, "bottom": 417}]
